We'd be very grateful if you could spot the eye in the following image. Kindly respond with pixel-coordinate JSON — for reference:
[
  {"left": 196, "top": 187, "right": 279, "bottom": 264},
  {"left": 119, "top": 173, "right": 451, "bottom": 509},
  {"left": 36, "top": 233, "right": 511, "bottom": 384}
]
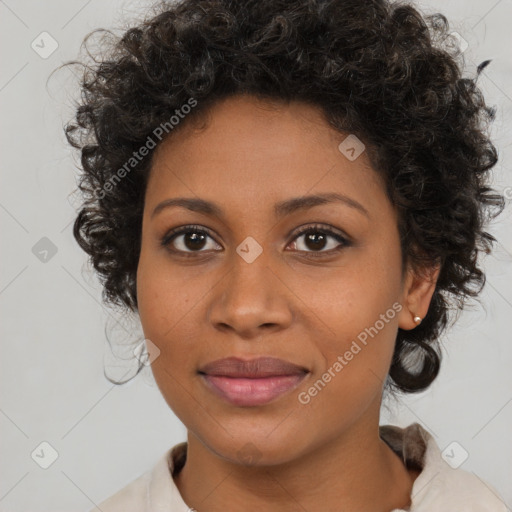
[
  {"left": 160, "top": 224, "right": 220, "bottom": 256},
  {"left": 287, "top": 223, "right": 351, "bottom": 256},
  {"left": 160, "top": 223, "right": 351, "bottom": 257}
]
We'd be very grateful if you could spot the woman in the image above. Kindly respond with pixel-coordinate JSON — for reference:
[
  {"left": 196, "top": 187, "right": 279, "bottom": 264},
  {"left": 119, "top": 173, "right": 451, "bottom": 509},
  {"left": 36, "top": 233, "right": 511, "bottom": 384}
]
[{"left": 63, "top": 0, "right": 508, "bottom": 509}]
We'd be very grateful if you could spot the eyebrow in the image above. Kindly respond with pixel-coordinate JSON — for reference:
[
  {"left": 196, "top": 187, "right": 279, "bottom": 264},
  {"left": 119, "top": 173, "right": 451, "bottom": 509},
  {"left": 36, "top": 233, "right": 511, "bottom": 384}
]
[{"left": 151, "top": 192, "right": 370, "bottom": 220}]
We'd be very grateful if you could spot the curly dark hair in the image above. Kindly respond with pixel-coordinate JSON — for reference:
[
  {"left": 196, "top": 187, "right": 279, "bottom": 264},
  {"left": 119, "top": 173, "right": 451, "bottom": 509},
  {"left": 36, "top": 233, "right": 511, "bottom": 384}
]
[{"left": 60, "top": 0, "right": 505, "bottom": 393}]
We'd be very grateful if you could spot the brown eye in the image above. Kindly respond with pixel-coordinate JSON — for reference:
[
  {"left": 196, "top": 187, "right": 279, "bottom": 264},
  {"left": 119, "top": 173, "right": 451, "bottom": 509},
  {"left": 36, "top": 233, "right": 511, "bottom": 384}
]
[
  {"left": 160, "top": 223, "right": 351, "bottom": 258},
  {"left": 288, "top": 224, "right": 351, "bottom": 255},
  {"left": 161, "top": 225, "right": 221, "bottom": 254}
]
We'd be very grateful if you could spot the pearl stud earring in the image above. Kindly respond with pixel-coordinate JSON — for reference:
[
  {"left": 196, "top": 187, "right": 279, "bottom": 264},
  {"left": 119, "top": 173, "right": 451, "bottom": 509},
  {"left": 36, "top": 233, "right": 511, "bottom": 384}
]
[{"left": 413, "top": 315, "right": 422, "bottom": 324}]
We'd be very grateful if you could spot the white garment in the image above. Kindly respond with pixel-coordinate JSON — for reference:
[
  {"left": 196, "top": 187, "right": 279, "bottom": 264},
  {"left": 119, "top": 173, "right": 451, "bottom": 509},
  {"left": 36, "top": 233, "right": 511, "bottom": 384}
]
[{"left": 89, "top": 423, "right": 508, "bottom": 512}]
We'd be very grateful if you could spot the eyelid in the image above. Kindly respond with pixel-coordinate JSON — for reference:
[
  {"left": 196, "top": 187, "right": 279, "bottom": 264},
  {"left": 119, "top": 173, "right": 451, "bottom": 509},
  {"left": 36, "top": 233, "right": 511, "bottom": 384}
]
[
  {"left": 289, "top": 223, "right": 351, "bottom": 244},
  {"left": 160, "top": 224, "right": 219, "bottom": 249}
]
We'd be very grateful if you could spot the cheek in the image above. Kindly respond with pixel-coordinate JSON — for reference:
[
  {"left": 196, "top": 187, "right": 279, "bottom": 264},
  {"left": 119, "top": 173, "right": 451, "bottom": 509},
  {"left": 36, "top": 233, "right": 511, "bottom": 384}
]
[
  {"left": 136, "top": 246, "right": 201, "bottom": 342},
  {"left": 291, "top": 245, "right": 402, "bottom": 384},
  {"left": 296, "top": 255, "right": 400, "bottom": 336},
  {"left": 294, "top": 274, "right": 400, "bottom": 431},
  {"left": 136, "top": 256, "right": 199, "bottom": 413},
  {"left": 136, "top": 249, "right": 222, "bottom": 400}
]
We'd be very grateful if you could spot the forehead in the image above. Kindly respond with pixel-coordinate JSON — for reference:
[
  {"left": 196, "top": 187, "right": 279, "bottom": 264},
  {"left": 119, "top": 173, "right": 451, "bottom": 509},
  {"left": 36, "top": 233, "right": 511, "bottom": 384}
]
[{"left": 146, "top": 95, "right": 388, "bottom": 220}]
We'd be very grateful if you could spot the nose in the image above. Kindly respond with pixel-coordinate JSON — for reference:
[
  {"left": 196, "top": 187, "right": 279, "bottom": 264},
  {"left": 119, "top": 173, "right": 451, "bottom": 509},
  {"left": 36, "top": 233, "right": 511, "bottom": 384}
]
[{"left": 207, "top": 250, "right": 294, "bottom": 339}]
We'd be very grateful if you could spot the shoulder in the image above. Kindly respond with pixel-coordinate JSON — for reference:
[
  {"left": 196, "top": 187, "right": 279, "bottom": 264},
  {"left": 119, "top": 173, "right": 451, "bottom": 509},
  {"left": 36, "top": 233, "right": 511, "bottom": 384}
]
[
  {"left": 89, "top": 471, "right": 150, "bottom": 512},
  {"left": 88, "top": 442, "right": 188, "bottom": 512},
  {"left": 380, "top": 423, "right": 508, "bottom": 512}
]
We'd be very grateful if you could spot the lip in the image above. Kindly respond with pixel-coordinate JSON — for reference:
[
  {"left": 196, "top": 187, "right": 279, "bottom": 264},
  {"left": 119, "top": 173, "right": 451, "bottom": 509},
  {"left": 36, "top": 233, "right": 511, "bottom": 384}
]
[{"left": 198, "top": 356, "right": 309, "bottom": 407}]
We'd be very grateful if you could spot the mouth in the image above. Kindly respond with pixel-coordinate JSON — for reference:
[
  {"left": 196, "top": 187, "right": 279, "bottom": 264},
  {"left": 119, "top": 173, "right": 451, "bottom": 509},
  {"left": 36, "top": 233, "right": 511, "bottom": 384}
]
[{"left": 198, "top": 356, "right": 309, "bottom": 407}]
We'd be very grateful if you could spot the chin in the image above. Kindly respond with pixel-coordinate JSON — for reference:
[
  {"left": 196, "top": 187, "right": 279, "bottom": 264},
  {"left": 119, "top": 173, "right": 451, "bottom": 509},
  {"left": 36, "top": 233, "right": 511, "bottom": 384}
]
[{"left": 197, "top": 425, "right": 309, "bottom": 468}]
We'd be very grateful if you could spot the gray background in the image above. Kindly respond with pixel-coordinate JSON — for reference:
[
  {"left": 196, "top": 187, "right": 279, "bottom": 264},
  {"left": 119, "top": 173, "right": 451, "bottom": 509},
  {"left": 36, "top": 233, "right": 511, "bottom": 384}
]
[{"left": 1, "top": 0, "right": 511, "bottom": 510}]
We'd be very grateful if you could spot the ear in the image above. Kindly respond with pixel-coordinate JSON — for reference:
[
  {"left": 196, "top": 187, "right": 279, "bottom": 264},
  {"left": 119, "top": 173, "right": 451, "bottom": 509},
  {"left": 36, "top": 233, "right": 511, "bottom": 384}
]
[{"left": 398, "top": 262, "right": 441, "bottom": 330}]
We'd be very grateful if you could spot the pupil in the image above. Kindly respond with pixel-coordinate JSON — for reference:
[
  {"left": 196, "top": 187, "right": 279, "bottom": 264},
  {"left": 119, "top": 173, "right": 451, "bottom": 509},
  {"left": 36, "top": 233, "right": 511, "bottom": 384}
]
[
  {"left": 306, "top": 232, "right": 326, "bottom": 250},
  {"left": 185, "top": 232, "right": 206, "bottom": 250}
]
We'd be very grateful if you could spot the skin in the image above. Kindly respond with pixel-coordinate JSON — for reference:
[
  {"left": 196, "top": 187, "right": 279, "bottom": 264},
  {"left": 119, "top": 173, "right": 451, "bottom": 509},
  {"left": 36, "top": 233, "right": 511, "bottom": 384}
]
[{"left": 136, "top": 94, "right": 440, "bottom": 512}]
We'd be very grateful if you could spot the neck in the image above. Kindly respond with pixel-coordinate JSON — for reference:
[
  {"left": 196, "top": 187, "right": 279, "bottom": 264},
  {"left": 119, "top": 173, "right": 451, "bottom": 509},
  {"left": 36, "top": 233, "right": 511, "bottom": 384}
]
[{"left": 174, "top": 415, "right": 417, "bottom": 512}]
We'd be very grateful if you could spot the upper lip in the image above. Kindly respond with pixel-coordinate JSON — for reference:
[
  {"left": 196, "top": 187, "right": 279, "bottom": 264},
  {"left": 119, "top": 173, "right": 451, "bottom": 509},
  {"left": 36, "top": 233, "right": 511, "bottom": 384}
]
[{"left": 198, "top": 356, "right": 309, "bottom": 378}]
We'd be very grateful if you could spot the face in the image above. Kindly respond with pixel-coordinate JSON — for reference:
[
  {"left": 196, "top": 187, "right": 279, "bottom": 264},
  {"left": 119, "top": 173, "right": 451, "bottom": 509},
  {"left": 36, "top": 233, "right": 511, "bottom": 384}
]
[{"left": 136, "top": 94, "right": 433, "bottom": 465}]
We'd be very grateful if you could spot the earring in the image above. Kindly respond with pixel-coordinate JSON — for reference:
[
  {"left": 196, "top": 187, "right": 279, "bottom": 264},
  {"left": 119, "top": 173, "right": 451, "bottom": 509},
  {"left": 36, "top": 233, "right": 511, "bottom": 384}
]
[{"left": 413, "top": 315, "right": 422, "bottom": 324}]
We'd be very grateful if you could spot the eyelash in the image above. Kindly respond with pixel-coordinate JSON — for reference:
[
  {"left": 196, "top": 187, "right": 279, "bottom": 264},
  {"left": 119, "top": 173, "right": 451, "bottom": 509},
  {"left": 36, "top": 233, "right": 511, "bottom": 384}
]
[{"left": 160, "top": 223, "right": 351, "bottom": 259}]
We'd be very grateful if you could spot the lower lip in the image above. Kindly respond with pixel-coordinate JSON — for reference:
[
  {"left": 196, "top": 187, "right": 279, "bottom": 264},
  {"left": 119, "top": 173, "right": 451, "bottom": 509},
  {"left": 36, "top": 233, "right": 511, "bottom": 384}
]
[{"left": 201, "top": 373, "right": 307, "bottom": 406}]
